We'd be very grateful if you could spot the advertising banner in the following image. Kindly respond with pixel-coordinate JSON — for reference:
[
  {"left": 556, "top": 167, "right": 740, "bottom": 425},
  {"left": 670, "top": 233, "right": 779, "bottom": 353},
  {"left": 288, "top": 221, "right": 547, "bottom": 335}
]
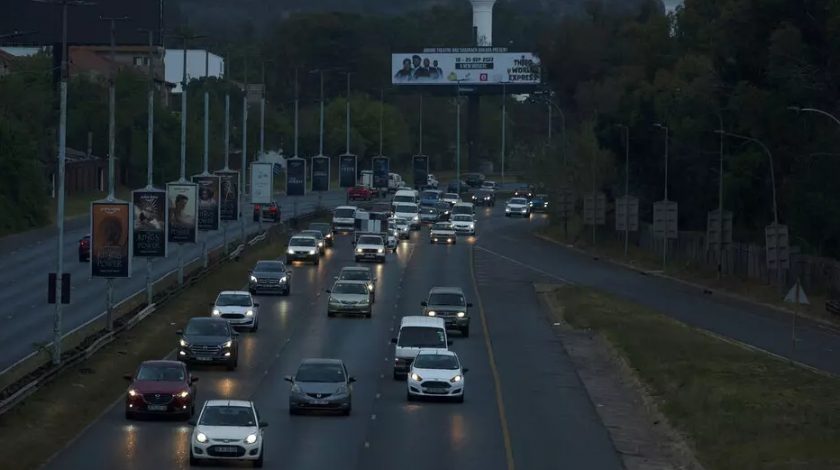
[
  {"left": 250, "top": 162, "right": 273, "bottom": 204},
  {"left": 91, "top": 201, "right": 132, "bottom": 278},
  {"left": 215, "top": 170, "right": 240, "bottom": 221},
  {"left": 312, "top": 156, "right": 330, "bottom": 192},
  {"left": 166, "top": 182, "right": 198, "bottom": 244},
  {"left": 339, "top": 153, "right": 358, "bottom": 188},
  {"left": 132, "top": 189, "right": 166, "bottom": 258},
  {"left": 192, "top": 174, "right": 221, "bottom": 231},
  {"left": 412, "top": 155, "right": 429, "bottom": 189},
  {"left": 392, "top": 50, "right": 541, "bottom": 85},
  {"left": 286, "top": 157, "right": 306, "bottom": 196},
  {"left": 372, "top": 156, "right": 389, "bottom": 189}
]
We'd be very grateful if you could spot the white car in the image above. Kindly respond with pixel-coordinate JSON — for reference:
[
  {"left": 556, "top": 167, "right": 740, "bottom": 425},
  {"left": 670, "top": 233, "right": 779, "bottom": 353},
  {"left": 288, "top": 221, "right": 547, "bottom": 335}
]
[
  {"left": 505, "top": 197, "right": 531, "bottom": 218},
  {"left": 429, "top": 222, "right": 456, "bottom": 244},
  {"left": 450, "top": 214, "right": 476, "bottom": 235},
  {"left": 407, "top": 349, "right": 467, "bottom": 402},
  {"left": 441, "top": 192, "right": 460, "bottom": 206},
  {"left": 189, "top": 400, "right": 268, "bottom": 467},
  {"left": 326, "top": 280, "right": 372, "bottom": 318},
  {"left": 211, "top": 291, "right": 260, "bottom": 332},
  {"left": 480, "top": 180, "right": 497, "bottom": 191},
  {"left": 354, "top": 234, "right": 386, "bottom": 263},
  {"left": 390, "top": 217, "right": 411, "bottom": 239},
  {"left": 286, "top": 235, "right": 320, "bottom": 264},
  {"left": 393, "top": 203, "right": 420, "bottom": 230}
]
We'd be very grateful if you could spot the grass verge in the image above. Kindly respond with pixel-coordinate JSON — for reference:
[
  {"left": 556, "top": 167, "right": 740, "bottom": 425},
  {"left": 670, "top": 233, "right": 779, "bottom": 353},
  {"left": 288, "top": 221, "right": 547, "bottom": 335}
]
[
  {"left": 538, "top": 218, "right": 835, "bottom": 325},
  {"left": 547, "top": 285, "right": 840, "bottom": 470},
  {"left": 0, "top": 227, "right": 292, "bottom": 470}
]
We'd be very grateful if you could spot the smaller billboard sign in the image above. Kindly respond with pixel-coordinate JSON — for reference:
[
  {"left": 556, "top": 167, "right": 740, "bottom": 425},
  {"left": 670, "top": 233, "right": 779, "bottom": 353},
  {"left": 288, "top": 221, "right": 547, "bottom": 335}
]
[
  {"left": 339, "top": 154, "right": 358, "bottom": 188},
  {"left": 132, "top": 189, "right": 166, "bottom": 257},
  {"left": 166, "top": 182, "right": 198, "bottom": 244},
  {"left": 216, "top": 170, "right": 240, "bottom": 221},
  {"left": 250, "top": 162, "right": 273, "bottom": 204},
  {"left": 372, "top": 156, "right": 389, "bottom": 189},
  {"left": 312, "top": 156, "right": 330, "bottom": 192},
  {"left": 91, "top": 200, "right": 132, "bottom": 278},
  {"left": 286, "top": 157, "right": 306, "bottom": 196},
  {"left": 412, "top": 155, "right": 429, "bottom": 189},
  {"left": 193, "top": 174, "right": 221, "bottom": 231}
]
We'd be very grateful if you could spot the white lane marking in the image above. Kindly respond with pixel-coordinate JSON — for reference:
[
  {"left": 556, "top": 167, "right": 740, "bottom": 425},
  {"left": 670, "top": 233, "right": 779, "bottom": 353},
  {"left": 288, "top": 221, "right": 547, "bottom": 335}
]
[
  {"left": 474, "top": 244, "right": 576, "bottom": 285},
  {"left": 364, "top": 442, "right": 370, "bottom": 448},
  {"left": 380, "top": 374, "right": 384, "bottom": 379},
  {"left": 375, "top": 393, "right": 381, "bottom": 399},
  {"left": 370, "top": 414, "right": 376, "bottom": 420}
]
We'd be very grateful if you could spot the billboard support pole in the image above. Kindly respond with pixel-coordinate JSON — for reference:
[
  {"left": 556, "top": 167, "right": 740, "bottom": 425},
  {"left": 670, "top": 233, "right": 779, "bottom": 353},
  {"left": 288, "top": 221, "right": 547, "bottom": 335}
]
[
  {"left": 345, "top": 72, "right": 351, "bottom": 154},
  {"left": 456, "top": 83, "right": 462, "bottom": 194},
  {"left": 294, "top": 68, "right": 299, "bottom": 157},
  {"left": 138, "top": 28, "right": 156, "bottom": 308},
  {"left": 419, "top": 94, "right": 424, "bottom": 156},
  {"left": 202, "top": 51, "right": 210, "bottom": 268},
  {"left": 241, "top": 59, "right": 248, "bottom": 244},
  {"left": 106, "top": 279, "right": 114, "bottom": 331},
  {"left": 319, "top": 70, "right": 325, "bottom": 156},
  {"left": 378, "top": 89, "right": 384, "bottom": 156},
  {"left": 501, "top": 82, "right": 506, "bottom": 185},
  {"left": 178, "top": 244, "right": 184, "bottom": 285},
  {"left": 223, "top": 61, "right": 231, "bottom": 255},
  {"left": 101, "top": 16, "right": 128, "bottom": 200},
  {"left": 146, "top": 259, "right": 153, "bottom": 305}
]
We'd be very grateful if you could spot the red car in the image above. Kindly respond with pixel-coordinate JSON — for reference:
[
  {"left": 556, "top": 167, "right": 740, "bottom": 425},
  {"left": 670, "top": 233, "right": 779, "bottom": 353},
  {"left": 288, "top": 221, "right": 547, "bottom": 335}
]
[
  {"left": 124, "top": 360, "right": 198, "bottom": 420},
  {"left": 348, "top": 186, "right": 374, "bottom": 201},
  {"left": 253, "top": 202, "right": 280, "bottom": 222},
  {"left": 78, "top": 234, "right": 90, "bottom": 262}
]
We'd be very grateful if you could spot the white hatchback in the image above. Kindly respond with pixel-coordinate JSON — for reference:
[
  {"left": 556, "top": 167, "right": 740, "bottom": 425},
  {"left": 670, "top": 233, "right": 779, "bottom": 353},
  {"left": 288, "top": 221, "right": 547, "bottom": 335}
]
[
  {"left": 190, "top": 400, "right": 268, "bottom": 467},
  {"left": 407, "top": 349, "right": 467, "bottom": 402},
  {"left": 211, "top": 291, "right": 260, "bottom": 332}
]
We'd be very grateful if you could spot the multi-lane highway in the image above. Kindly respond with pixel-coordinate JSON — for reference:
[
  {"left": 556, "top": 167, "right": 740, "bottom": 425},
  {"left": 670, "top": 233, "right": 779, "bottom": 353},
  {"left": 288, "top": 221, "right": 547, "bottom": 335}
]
[{"left": 0, "top": 191, "right": 347, "bottom": 372}]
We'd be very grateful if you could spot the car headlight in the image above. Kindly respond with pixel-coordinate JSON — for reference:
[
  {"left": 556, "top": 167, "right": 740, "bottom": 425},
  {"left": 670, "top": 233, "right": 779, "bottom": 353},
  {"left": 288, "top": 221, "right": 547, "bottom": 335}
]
[
  {"left": 485, "top": 197, "right": 490, "bottom": 200},
  {"left": 456, "top": 311, "right": 465, "bottom": 318},
  {"left": 223, "top": 340, "right": 233, "bottom": 348},
  {"left": 212, "top": 309, "right": 220, "bottom": 316},
  {"left": 318, "top": 241, "right": 323, "bottom": 247},
  {"left": 326, "top": 233, "right": 332, "bottom": 238},
  {"left": 335, "top": 385, "right": 348, "bottom": 395},
  {"left": 249, "top": 275, "right": 257, "bottom": 282},
  {"left": 245, "top": 434, "right": 258, "bottom": 444},
  {"left": 291, "top": 383, "right": 302, "bottom": 393},
  {"left": 128, "top": 389, "right": 138, "bottom": 397},
  {"left": 377, "top": 248, "right": 383, "bottom": 253},
  {"left": 413, "top": 215, "right": 419, "bottom": 221},
  {"left": 355, "top": 248, "right": 363, "bottom": 253},
  {"left": 450, "top": 375, "right": 462, "bottom": 383},
  {"left": 196, "top": 432, "right": 208, "bottom": 443},
  {"left": 427, "top": 311, "right": 436, "bottom": 316},
  {"left": 505, "top": 207, "right": 511, "bottom": 212},
  {"left": 309, "top": 249, "right": 316, "bottom": 255},
  {"left": 178, "top": 390, "right": 190, "bottom": 398},
  {"left": 179, "top": 339, "right": 188, "bottom": 347},
  {"left": 246, "top": 310, "right": 254, "bottom": 317},
  {"left": 280, "top": 276, "right": 287, "bottom": 283},
  {"left": 367, "top": 282, "right": 374, "bottom": 291},
  {"left": 287, "top": 248, "right": 294, "bottom": 254},
  {"left": 410, "top": 373, "right": 423, "bottom": 382}
]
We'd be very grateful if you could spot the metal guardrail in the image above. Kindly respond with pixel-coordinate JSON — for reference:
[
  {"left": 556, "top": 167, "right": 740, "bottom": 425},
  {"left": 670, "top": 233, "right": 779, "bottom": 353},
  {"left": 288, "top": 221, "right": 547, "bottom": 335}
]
[{"left": 828, "top": 300, "right": 840, "bottom": 316}]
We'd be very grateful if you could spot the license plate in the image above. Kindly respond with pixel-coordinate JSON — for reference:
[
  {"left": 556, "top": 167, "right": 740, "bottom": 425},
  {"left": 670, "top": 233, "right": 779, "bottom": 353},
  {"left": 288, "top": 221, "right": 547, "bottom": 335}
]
[
  {"left": 425, "top": 389, "right": 446, "bottom": 394},
  {"left": 195, "top": 356, "right": 212, "bottom": 362},
  {"left": 215, "top": 446, "right": 237, "bottom": 453},
  {"left": 310, "top": 399, "right": 329, "bottom": 405},
  {"left": 147, "top": 405, "right": 167, "bottom": 411}
]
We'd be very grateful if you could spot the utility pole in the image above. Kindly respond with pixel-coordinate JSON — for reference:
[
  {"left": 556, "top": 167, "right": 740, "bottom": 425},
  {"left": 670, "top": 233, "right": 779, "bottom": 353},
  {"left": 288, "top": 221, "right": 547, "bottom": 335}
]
[
  {"left": 717, "top": 113, "right": 725, "bottom": 279},
  {"left": 418, "top": 94, "right": 424, "bottom": 156},
  {"left": 622, "top": 125, "right": 630, "bottom": 257},
  {"left": 318, "top": 70, "right": 326, "bottom": 156},
  {"left": 456, "top": 82, "right": 462, "bottom": 194},
  {"left": 293, "top": 68, "right": 299, "bottom": 157},
  {"left": 501, "top": 82, "right": 507, "bottom": 185},
  {"left": 200, "top": 49, "right": 211, "bottom": 268},
  {"left": 379, "top": 88, "right": 385, "bottom": 156},
  {"left": 138, "top": 27, "right": 156, "bottom": 306},
  {"left": 222, "top": 54, "right": 231, "bottom": 254},
  {"left": 345, "top": 72, "right": 352, "bottom": 154},
  {"left": 241, "top": 58, "right": 248, "bottom": 243},
  {"left": 654, "top": 123, "right": 670, "bottom": 269},
  {"left": 35, "top": 0, "right": 95, "bottom": 366}
]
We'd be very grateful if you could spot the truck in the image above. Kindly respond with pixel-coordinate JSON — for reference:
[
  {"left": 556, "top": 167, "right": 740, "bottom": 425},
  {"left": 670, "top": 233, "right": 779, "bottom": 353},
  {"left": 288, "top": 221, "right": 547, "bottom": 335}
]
[
  {"left": 354, "top": 207, "right": 397, "bottom": 253},
  {"left": 388, "top": 173, "right": 405, "bottom": 193}
]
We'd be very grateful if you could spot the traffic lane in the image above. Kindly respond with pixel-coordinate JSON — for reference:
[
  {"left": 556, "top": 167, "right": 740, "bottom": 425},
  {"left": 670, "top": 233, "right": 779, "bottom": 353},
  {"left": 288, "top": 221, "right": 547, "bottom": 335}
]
[
  {"left": 472, "top": 245, "right": 623, "bottom": 469},
  {"left": 0, "top": 194, "right": 344, "bottom": 370},
  {"left": 250, "top": 235, "right": 414, "bottom": 469},
  {"left": 357, "top": 226, "right": 509, "bottom": 470},
  {"left": 476, "top": 211, "right": 840, "bottom": 375},
  {"left": 44, "top": 227, "right": 357, "bottom": 469}
]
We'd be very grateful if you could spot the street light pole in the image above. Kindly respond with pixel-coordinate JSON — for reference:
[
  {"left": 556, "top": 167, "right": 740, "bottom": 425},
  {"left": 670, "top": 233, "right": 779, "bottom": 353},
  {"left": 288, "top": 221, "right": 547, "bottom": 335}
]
[
  {"left": 654, "top": 123, "right": 670, "bottom": 269},
  {"left": 715, "top": 130, "right": 778, "bottom": 225},
  {"left": 138, "top": 27, "right": 155, "bottom": 306},
  {"left": 293, "top": 68, "right": 299, "bottom": 157},
  {"left": 345, "top": 72, "right": 352, "bottom": 154},
  {"left": 379, "top": 88, "right": 385, "bottom": 156},
  {"left": 100, "top": 16, "right": 128, "bottom": 202},
  {"left": 501, "top": 82, "right": 507, "bottom": 185},
  {"left": 319, "top": 70, "right": 325, "bottom": 156},
  {"left": 456, "top": 83, "right": 462, "bottom": 194},
  {"left": 418, "top": 94, "right": 424, "bottom": 156},
  {"left": 716, "top": 113, "right": 725, "bottom": 279},
  {"left": 241, "top": 58, "right": 249, "bottom": 242},
  {"left": 618, "top": 124, "right": 630, "bottom": 257}
]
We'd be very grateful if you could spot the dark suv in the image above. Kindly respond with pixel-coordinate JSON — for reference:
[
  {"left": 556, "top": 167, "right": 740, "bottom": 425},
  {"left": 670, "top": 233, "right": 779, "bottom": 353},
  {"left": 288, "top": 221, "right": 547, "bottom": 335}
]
[
  {"left": 421, "top": 287, "right": 473, "bottom": 337},
  {"left": 177, "top": 318, "right": 239, "bottom": 370},
  {"left": 249, "top": 260, "right": 291, "bottom": 296},
  {"left": 471, "top": 190, "right": 496, "bottom": 207},
  {"left": 253, "top": 202, "right": 280, "bottom": 222}
]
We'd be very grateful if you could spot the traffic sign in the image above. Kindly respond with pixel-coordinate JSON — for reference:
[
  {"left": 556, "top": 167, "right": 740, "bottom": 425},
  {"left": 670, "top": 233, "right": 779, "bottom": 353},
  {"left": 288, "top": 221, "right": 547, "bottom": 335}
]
[
  {"left": 653, "top": 200, "right": 678, "bottom": 239},
  {"left": 583, "top": 192, "right": 606, "bottom": 226},
  {"left": 615, "top": 196, "right": 639, "bottom": 232},
  {"left": 765, "top": 223, "right": 790, "bottom": 270},
  {"left": 555, "top": 186, "right": 575, "bottom": 219},
  {"left": 706, "top": 209, "right": 733, "bottom": 251}
]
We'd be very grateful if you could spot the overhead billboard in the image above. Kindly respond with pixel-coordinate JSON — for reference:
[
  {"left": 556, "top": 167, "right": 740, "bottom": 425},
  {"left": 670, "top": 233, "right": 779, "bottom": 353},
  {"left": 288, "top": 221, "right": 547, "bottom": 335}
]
[
  {"left": 372, "top": 156, "right": 389, "bottom": 190},
  {"left": 412, "top": 155, "right": 429, "bottom": 189},
  {"left": 250, "top": 162, "right": 274, "bottom": 204},
  {"left": 312, "top": 156, "right": 330, "bottom": 192},
  {"left": 215, "top": 170, "right": 240, "bottom": 221},
  {"left": 339, "top": 154, "right": 358, "bottom": 188},
  {"left": 90, "top": 200, "right": 132, "bottom": 278},
  {"left": 286, "top": 157, "right": 306, "bottom": 196},
  {"left": 193, "top": 174, "right": 221, "bottom": 231},
  {"left": 392, "top": 49, "right": 541, "bottom": 85},
  {"left": 166, "top": 182, "right": 198, "bottom": 244},
  {"left": 132, "top": 189, "right": 167, "bottom": 258}
]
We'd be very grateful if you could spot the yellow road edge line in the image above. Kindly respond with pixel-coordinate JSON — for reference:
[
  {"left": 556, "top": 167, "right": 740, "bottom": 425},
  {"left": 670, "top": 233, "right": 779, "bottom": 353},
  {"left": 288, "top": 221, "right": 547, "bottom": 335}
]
[{"left": 470, "top": 246, "right": 515, "bottom": 470}]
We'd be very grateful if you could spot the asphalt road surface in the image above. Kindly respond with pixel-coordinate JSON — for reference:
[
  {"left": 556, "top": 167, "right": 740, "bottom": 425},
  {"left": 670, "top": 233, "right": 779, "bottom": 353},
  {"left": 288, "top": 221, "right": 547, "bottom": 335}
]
[
  {"left": 0, "top": 191, "right": 347, "bottom": 372},
  {"left": 45, "top": 205, "right": 623, "bottom": 470}
]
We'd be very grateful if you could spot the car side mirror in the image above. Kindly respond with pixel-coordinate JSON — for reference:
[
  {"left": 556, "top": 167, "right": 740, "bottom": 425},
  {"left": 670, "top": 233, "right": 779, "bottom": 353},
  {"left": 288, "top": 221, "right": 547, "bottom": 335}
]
[
  {"left": 462, "top": 368, "right": 469, "bottom": 374},
  {"left": 188, "top": 419, "right": 197, "bottom": 426},
  {"left": 175, "top": 329, "right": 183, "bottom": 335},
  {"left": 326, "top": 289, "right": 332, "bottom": 293},
  {"left": 259, "top": 421, "right": 269, "bottom": 428},
  {"left": 420, "top": 301, "right": 427, "bottom": 306},
  {"left": 253, "top": 303, "right": 260, "bottom": 307},
  {"left": 191, "top": 377, "right": 199, "bottom": 383},
  {"left": 123, "top": 374, "right": 133, "bottom": 381},
  {"left": 283, "top": 376, "right": 294, "bottom": 383},
  {"left": 348, "top": 377, "right": 357, "bottom": 383},
  {"left": 447, "top": 340, "right": 453, "bottom": 346},
  {"left": 467, "top": 303, "right": 473, "bottom": 308},
  {"left": 390, "top": 338, "right": 398, "bottom": 344},
  {"left": 334, "top": 276, "right": 339, "bottom": 280},
  {"left": 208, "top": 302, "right": 215, "bottom": 307}
]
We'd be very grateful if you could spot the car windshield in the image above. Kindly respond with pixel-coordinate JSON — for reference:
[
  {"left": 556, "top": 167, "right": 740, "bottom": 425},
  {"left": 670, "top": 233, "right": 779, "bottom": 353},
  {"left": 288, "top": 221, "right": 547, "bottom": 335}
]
[
  {"left": 393, "top": 195, "right": 414, "bottom": 204},
  {"left": 309, "top": 223, "right": 330, "bottom": 233},
  {"left": 199, "top": 406, "right": 256, "bottom": 427},
  {"left": 399, "top": 327, "right": 446, "bottom": 348},
  {"left": 290, "top": 237, "right": 316, "bottom": 246},
  {"left": 358, "top": 236, "right": 382, "bottom": 245},
  {"left": 300, "top": 230, "right": 323, "bottom": 239},
  {"left": 254, "top": 261, "right": 285, "bottom": 272},
  {"left": 394, "top": 218, "right": 408, "bottom": 225},
  {"left": 136, "top": 364, "right": 185, "bottom": 382},
  {"left": 432, "top": 223, "right": 451, "bottom": 231},
  {"left": 452, "top": 215, "right": 472, "bottom": 222},
  {"left": 339, "top": 270, "right": 370, "bottom": 281},
  {"left": 453, "top": 206, "right": 472, "bottom": 213},
  {"left": 185, "top": 320, "right": 229, "bottom": 337},
  {"left": 394, "top": 204, "right": 417, "bottom": 213},
  {"left": 295, "top": 363, "right": 346, "bottom": 383},
  {"left": 509, "top": 198, "right": 528, "bottom": 205},
  {"left": 216, "top": 294, "right": 252, "bottom": 307},
  {"left": 334, "top": 208, "right": 355, "bottom": 218},
  {"left": 429, "top": 293, "right": 465, "bottom": 306},
  {"left": 476, "top": 191, "right": 492, "bottom": 197},
  {"left": 333, "top": 283, "right": 368, "bottom": 295},
  {"left": 436, "top": 203, "right": 450, "bottom": 210},
  {"left": 413, "top": 354, "right": 460, "bottom": 370},
  {"left": 444, "top": 193, "right": 459, "bottom": 200},
  {"left": 422, "top": 208, "right": 437, "bottom": 214},
  {"left": 421, "top": 191, "right": 440, "bottom": 200}
]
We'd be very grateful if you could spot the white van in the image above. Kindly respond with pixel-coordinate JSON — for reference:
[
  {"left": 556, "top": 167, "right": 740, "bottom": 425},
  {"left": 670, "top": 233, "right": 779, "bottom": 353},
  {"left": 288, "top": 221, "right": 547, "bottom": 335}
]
[
  {"left": 388, "top": 173, "right": 404, "bottom": 192},
  {"left": 390, "top": 316, "right": 449, "bottom": 379},
  {"left": 393, "top": 202, "right": 420, "bottom": 230},
  {"left": 392, "top": 189, "right": 419, "bottom": 205},
  {"left": 332, "top": 205, "right": 358, "bottom": 232},
  {"left": 452, "top": 202, "right": 475, "bottom": 216}
]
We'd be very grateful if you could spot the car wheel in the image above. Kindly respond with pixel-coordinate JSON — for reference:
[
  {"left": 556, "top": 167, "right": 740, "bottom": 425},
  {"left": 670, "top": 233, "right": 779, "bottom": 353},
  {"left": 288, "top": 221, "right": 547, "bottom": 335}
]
[
  {"left": 288, "top": 406, "right": 298, "bottom": 415},
  {"left": 283, "top": 287, "right": 290, "bottom": 296},
  {"left": 313, "top": 257, "right": 320, "bottom": 265},
  {"left": 365, "top": 310, "right": 372, "bottom": 318},
  {"left": 406, "top": 391, "right": 415, "bottom": 402},
  {"left": 393, "top": 371, "right": 403, "bottom": 381},
  {"left": 342, "top": 407, "right": 351, "bottom": 416},
  {"left": 189, "top": 452, "right": 199, "bottom": 466},
  {"left": 254, "top": 449, "right": 264, "bottom": 468},
  {"left": 461, "top": 325, "right": 470, "bottom": 338},
  {"left": 251, "top": 322, "right": 259, "bottom": 333},
  {"left": 124, "top": 409, "right": 134, "bottom": 420},
  {"left": 227, "top": 358, "right": 237, "bottom": 371},
  {"left": 328, "top": 311, "right": 335, "bottom": 318},
  {"left": 454, "top": 393, "right": 465, "bottom": 403}
]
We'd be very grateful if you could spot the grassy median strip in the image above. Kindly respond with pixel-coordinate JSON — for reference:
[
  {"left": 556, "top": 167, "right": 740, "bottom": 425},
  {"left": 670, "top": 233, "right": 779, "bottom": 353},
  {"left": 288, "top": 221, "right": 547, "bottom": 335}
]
[
  {"left": 547, "top": 285, "right": 840, "bottom": 470},
  {"left": 0, "top": 228, "right": 291, "bottom": 470}
]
